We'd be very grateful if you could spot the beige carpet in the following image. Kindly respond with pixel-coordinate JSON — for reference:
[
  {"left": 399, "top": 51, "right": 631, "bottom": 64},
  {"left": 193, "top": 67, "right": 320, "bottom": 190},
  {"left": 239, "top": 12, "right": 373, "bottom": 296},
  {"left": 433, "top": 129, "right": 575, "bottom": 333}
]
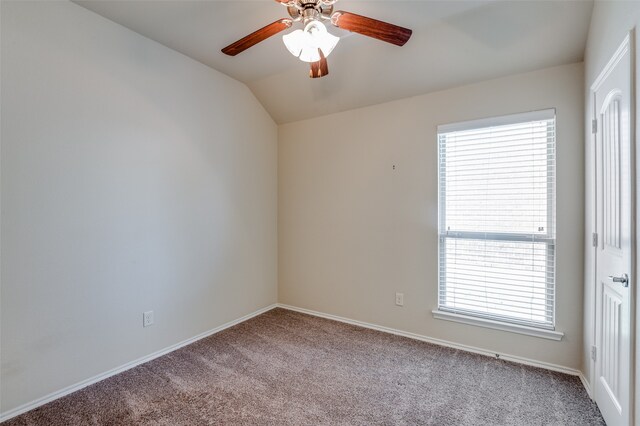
[{"left": 3, "top": 308, "right": 603, "bottom": 425}]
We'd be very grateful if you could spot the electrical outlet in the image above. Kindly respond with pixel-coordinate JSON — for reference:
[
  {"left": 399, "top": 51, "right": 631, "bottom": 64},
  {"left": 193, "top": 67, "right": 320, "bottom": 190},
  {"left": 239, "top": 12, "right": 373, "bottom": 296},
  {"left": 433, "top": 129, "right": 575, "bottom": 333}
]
[
  {"left": 395, "top": 292, "right": 404, "bottom": 306},
  {"left": 143, "top": 311, "right": 154, "bottom": 327}
]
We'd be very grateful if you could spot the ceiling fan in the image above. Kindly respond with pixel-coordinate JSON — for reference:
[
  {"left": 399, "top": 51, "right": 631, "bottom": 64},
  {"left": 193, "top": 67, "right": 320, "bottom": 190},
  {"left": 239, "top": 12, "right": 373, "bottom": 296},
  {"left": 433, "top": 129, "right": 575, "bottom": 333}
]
[{"left": 221, "top": 0, "right": 412, "bottom": 78}]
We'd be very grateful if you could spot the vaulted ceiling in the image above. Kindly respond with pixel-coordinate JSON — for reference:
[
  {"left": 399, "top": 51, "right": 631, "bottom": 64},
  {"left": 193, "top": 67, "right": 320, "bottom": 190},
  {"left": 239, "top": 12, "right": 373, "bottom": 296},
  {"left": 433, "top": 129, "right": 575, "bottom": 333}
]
[{"left": 74, "top": 0, "right": 594, "bottom": 124}]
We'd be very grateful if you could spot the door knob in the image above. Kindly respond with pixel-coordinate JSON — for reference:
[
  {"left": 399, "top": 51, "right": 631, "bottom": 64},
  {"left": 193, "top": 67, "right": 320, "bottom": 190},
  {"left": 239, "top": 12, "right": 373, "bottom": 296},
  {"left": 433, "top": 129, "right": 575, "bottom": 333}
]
[{"left": 608, "top": 273, "right": 629, "bottom": 287}]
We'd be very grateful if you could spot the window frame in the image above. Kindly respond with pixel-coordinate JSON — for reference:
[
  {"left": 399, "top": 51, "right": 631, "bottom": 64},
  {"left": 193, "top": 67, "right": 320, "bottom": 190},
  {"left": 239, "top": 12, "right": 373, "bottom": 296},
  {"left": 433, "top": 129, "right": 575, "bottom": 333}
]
[{"left": 434, "top": 109, "right": 560, "bottom": 338}]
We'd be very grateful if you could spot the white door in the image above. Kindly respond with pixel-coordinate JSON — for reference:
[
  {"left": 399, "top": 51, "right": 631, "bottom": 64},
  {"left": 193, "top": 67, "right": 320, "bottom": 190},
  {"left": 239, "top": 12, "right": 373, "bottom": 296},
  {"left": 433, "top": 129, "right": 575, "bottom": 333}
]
[{"left": 593, "top": 33, "right": 634, "bottom": 426}]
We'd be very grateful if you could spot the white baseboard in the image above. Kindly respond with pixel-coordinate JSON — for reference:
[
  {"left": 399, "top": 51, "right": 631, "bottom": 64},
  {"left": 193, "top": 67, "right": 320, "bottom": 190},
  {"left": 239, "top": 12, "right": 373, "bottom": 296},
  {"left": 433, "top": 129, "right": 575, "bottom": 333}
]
[
  {"left": 579, "top": 372, "right": 593, "bottom": 399},
  {"left": 0, "top": 303, "right": 278, "bottom": 423},
  {"left": 277, "top": 303, "right": 588, "bottom": 380}
]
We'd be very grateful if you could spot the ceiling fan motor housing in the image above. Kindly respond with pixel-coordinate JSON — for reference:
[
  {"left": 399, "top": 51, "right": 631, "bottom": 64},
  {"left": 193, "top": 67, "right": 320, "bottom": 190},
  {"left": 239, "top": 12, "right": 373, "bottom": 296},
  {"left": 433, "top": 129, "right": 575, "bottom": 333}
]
[{"left": 287, "top": 0, "right": 334, "bottom": 23}]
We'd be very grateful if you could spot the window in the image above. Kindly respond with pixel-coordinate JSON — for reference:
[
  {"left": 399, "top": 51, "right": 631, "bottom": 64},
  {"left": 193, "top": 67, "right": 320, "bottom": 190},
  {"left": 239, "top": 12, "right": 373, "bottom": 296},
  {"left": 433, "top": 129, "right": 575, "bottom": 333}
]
[{"left": 437, "top": 109, "right": 556, "bottom": 332}]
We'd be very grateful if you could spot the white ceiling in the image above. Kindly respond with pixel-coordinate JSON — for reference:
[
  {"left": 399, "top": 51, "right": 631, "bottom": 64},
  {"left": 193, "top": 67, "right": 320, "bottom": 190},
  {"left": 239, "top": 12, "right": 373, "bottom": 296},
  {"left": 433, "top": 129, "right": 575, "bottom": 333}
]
[{"left": 74, "top": 0, "right": 594, "bottom": 124}]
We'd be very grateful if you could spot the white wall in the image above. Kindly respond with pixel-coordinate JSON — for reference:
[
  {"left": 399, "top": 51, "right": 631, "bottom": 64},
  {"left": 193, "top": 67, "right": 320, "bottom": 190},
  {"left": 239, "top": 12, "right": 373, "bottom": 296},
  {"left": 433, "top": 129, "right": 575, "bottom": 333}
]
[
  {"left": 279, "top": 63, "right": 584, "bottom": 369},
  {"left": 582, "top": 0, "right": 640, "bottom": 414},
  {"left": 0, "top": 0, "right": 277, "bottom": 414}
]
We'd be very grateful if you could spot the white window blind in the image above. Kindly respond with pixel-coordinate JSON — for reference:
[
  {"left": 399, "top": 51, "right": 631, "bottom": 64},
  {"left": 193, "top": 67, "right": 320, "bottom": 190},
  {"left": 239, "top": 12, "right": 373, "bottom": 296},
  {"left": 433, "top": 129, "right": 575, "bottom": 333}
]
[{"left": 437, "top": 109, "right": 556, "bottom": 329}]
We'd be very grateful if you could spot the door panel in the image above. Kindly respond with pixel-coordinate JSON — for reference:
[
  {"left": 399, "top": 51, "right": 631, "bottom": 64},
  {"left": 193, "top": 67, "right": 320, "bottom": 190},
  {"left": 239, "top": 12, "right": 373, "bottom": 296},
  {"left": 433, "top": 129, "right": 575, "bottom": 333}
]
[
  {"left": 603, "top": 95, "right": 622, "bottom": 250},
  {"left": 600, "top": 283, "right": 623, "bottom": 412}
]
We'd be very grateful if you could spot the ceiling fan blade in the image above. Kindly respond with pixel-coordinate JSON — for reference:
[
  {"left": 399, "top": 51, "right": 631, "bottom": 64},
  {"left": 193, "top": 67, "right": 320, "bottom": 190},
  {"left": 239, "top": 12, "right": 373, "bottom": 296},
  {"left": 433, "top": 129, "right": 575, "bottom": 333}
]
[
  {"left": 331, "top": 11, "right": 412, "bottom": 46},
  {"left": 309, "top": 49, "right": 329, "bottom": 78},
  {"left": 222, "top": 18, "right": 293, "bottom": 56}
]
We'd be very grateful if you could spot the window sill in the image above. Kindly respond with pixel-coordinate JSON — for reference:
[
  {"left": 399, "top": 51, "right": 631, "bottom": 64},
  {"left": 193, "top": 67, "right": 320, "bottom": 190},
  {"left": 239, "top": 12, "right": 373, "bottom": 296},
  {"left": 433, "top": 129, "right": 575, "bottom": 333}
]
[{"left": 431, "top": 310, "right": 564, "bottom": 341}]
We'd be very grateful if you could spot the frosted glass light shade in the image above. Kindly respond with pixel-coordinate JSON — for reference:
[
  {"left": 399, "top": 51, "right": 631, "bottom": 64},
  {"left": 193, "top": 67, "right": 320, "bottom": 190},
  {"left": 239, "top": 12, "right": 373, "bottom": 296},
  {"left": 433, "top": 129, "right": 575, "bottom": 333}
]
[
  {"left": 283, "top": 29, "right": 306, "bottom": 58},
  {"left": 282, "top": 21, "right": 339, "bottom": 63}
]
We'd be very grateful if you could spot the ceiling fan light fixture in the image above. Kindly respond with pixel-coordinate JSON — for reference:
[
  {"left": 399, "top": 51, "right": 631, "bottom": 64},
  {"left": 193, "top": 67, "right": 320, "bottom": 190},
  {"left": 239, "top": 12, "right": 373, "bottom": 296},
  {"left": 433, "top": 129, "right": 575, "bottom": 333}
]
[
  {"left": 221, "top": 1, "right": 413, "bottom": 79},
  {"left": 282, "top": 20, "right": 339, "bottom": 63}
]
